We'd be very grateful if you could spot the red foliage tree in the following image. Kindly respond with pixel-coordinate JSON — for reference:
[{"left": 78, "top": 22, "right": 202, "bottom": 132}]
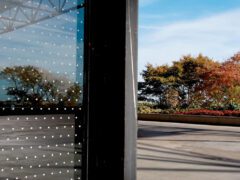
[{"left": 200, "top": 52, "right": 240, "bottom": 107}]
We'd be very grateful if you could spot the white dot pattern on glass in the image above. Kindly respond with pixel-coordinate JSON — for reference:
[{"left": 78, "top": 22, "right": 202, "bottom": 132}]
[
  {"left": 0, "top": 0, "right": 84, "bottom": 179},
  {"left": 0, "top": 115, "right": 82, "bottom": 179}
]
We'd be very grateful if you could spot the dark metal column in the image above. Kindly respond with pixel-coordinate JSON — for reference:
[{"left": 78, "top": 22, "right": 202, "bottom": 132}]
[{"left": 83, "top": 0, "right": 138, "bottom": 180}]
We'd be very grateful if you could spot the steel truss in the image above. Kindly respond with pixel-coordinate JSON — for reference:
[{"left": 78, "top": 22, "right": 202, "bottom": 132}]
[{"left": 0, "top": 0, "right": 84, "bottom": 34}]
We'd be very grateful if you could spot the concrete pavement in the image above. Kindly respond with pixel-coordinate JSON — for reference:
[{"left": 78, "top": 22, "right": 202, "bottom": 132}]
[
  {"left": 1, "top": 115, "right": 239, "bottom": 180},
  {"left": 137, "top": 121, "right": 240, "bottom": 180},
  {"left": 0, "top": 114, "right": 81, "bottom": 180}
]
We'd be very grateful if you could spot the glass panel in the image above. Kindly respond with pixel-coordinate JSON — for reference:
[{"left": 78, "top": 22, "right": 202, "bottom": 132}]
[{"left": 0, "top": 0, "right": 84, "bottom": 179}]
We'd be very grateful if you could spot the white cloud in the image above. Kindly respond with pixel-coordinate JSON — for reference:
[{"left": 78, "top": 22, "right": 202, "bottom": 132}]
[{"left": 138, "top": 9, "right": 240, "bottom": 80}]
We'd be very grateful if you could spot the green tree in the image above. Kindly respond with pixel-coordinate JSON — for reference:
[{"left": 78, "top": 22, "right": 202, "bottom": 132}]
[
  {"left": 63, "top": 83, "right": 81, "bottom": 107},
  {"left": 0, "top": 66, "right": 81, "bottom": 107}
]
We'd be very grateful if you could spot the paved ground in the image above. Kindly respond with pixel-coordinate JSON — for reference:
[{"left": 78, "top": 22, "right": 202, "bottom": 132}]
[
  {"left": 0, "top": 114, "right": 81, "bottom": 180},
  {"left": 137, "top": 121, "right": 240, "bottom": 180}
]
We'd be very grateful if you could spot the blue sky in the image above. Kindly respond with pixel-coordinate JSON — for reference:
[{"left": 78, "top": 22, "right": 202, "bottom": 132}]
[{"left": 139, "top": 0, "right": 240, "bottom": 80}]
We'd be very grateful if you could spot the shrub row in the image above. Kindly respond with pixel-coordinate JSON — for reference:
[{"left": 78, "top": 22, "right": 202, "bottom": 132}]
[{"left": 176, "top": 109, "right": 240, "bottom": 117}]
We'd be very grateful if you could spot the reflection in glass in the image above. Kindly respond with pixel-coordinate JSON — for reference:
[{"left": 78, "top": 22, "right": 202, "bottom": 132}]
[{"left": 0, "top": 0, "right": 84, "bottom": 179}]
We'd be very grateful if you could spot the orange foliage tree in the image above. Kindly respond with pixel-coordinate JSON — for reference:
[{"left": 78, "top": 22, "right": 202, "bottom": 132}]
[{"left": 200, "top": 52, "right": 240, "bottom": 109}]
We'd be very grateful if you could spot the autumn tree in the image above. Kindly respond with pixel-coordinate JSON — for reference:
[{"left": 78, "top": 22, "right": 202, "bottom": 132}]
[
  {"left": 176, "top": 54, "right": 219, "bottom": 108},
  {"left": 200, "top": 52, "right": 240, "bottom": 109},
  {"left": 139, "top": 54, "right": 220, "bottom": 109}
]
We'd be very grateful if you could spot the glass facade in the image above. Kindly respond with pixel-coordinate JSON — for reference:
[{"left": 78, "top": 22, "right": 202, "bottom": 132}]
[{"left": 0, "top": 0, "right": 84, "bottom": 179}]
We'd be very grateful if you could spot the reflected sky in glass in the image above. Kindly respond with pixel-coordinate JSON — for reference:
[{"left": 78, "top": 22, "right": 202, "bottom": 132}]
[{"left": 0, "top": 0, "right": 84, "bottom": 101}]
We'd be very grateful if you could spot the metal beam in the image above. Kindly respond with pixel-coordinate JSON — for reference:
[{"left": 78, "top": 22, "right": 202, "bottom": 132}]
[{"left": 0, "top": 0, "right": 84, "bottom": 34}]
